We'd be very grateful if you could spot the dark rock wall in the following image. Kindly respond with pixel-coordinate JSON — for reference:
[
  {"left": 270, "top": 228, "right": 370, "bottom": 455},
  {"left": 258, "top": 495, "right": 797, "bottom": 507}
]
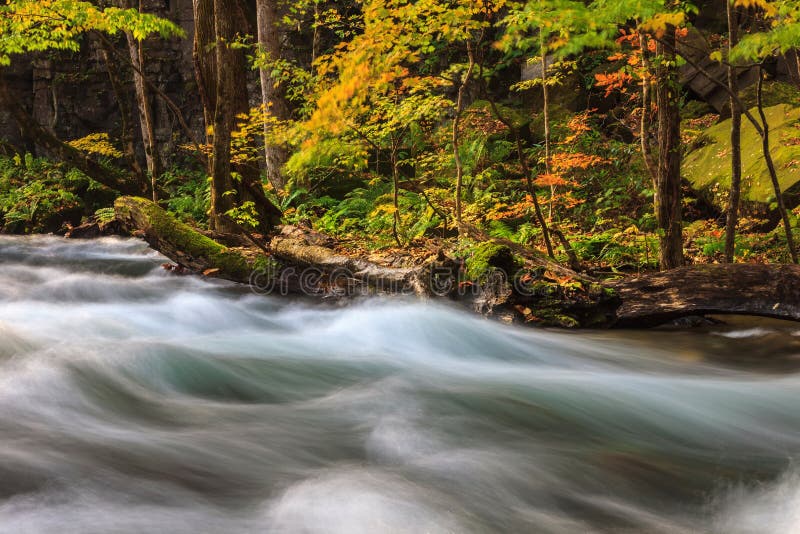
[{"left": 2, "top": 0, "right": 203, "bottom": 166}]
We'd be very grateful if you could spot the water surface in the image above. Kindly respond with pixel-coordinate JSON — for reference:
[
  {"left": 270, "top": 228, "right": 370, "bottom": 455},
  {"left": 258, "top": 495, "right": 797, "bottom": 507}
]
[{"left": 1, "top": 235, "right": 799, "bottom": 533}]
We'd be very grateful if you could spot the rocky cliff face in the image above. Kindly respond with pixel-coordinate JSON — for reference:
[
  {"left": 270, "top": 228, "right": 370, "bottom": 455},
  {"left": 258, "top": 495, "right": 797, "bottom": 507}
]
[{"left": 1, "top": 0, "right": 203, "bottom": 168}]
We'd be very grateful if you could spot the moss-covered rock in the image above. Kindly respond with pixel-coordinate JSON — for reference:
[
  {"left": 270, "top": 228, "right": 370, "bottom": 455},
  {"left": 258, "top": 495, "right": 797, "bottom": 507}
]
[
  {"left": 740, "top": 81, "right": 800, "bottom": 110},
  {"left": 465, "top": 242, "right": 522, "bottom": 280},
  {"left": 683, "top": 104, "right": 800, "bottom": 209}
]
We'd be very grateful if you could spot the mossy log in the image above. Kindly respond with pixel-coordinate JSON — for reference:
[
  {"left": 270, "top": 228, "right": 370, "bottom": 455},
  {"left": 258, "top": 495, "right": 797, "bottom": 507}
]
[
  {"left": 115, "top": 197, "right": 254, "bottom": 282},
  {"left": 269, "top": 227, "right": 451, "bottom": 296},
  {"left": 115, "top": 197, "right": 800, "bottom": 328},
  {"left": 114, "top": 197, "right": 442, "bottom": 295}
]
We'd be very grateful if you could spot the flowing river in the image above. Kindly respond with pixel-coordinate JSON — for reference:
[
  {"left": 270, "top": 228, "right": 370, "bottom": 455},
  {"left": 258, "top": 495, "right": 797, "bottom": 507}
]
[{"left": 1, "top": 236, "right": 800, "bottom": 533}]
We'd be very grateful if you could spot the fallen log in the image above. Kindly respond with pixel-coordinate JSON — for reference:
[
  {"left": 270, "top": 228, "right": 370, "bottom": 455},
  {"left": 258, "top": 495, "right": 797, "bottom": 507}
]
[
  {"left": 115, "top": 196, "right": 800, "bottom": 328},
  {"left": 612, "top": 264, "right": 800, "bottom": 327},
  {"left": 114, "top": 196, "right": 445, "bottom": 295},
  {"left": 115, "top": 197, "right": 254, "bottom": 282},
  {"left": 271, "top": 237, "right": 425, "bottom": 294}
]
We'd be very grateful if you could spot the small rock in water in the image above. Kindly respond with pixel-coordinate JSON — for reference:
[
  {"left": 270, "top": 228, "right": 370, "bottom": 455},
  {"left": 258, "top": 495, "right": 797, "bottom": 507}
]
[
  {"left": 664, "top": 315, "right": 722, "bottom": 328},
  {"left": 65, "top": 222, "right": 101, "bottom": 239}
]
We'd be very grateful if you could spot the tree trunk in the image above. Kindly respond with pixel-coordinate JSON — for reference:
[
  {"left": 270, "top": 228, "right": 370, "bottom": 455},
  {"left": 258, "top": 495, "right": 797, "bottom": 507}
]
[
  {"left": 453, "top": 41, "right": 475, "bottom": 226},
  {"left": 115, "top": 196, "right": 253, "bottom": 281},
  {"left": 542, "top": 53, "right": 554, "bottom": 220},
  {"left": 661, "top": 38, "right": 797, "bottom": 264},
  {"left": 639, "top": 34, "right": 657, "bottom": 180},
  {"left": 193, "top": 0, "right": 217, "bottom": 138},
  {"left": 125, "top": 30, "right": 161, "bottom": 202},
  {"left": 116, "top": 197, "right": 800, "bottom": 329},
  {"left": 757, "top": 69, "right": 798, "bottom": 263},
  {"left": 724, "top": 0, "right": 742, "bottom": 263},
  {"left": 118, "top": 0, "right": 161, "bottom": 202},
  {"left": 256, "top": 0, "right": 291, "bottom": 191},
  {"left": 390, "top": 140, "right": 402, "bottom": 247},
  {"left": 99, "top": 39, "right": 147, "bottom": 188},
  {"left": 209, "top": 0, "right": 241, "bottom": 233},
  {"left": 482, "top": 98, "right": 555, "bottom": 258},
  {"left": 613, "top": 264, "right": 800, "bottom": 326},
  {"left": 655, "top": 28, "right": 684, "bottom": 270},
  {"left": 204, "top": 0, "right": 282, "bottom": 234}
]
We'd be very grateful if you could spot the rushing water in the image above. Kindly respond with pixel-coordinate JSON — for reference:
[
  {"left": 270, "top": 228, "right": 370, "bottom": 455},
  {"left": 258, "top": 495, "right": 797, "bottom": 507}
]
[{"left": 1, "top": 236, "right": 800, "bottom": 533}]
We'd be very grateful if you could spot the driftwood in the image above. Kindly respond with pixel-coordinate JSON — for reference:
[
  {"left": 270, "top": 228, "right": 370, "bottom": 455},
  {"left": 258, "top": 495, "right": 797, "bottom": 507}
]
[{"left": 115, "top": 196, "right": 800, "bottom": 328}]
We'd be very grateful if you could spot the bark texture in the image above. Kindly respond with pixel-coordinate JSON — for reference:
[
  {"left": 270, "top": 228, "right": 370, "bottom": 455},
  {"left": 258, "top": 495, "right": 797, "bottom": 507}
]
[
  {"left": 205, "top": 0, "right": 282, "bottom": 234},
  {"left": 613, "top": 264, "right": 800, "bottom": 326},
  {"left": 209, "top": 0, "right": 240, "bottom": 233},
  {"left": 256, "top": 0, "right": 290, "bottom": 191},
  {"left": 115, "top": 196, "right": 253, "bottom": 281},
  {"left": 724, "top": 0, "right": 742, "bottom": 263},
  {"left": 193, "top": 0, "right": 217, "bottom": 131},
  {"left": 655, "top": 28, "right": 684, "bottom": 271}
]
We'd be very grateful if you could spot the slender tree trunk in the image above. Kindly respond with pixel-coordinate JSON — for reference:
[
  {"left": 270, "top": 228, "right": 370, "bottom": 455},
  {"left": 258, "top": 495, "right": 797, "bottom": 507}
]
[
  {"left": 482, "top": 97, "right": 555, "bottom": 258},
  {"left": 121, "top": 0, "right": 160, "bottom": 202},
  {"left": 757, "top": 69, "right": 798, "bottom": 263},
  {"left": 256, "top": 0, "right": 290, "bottom": 191},
  {"left": 93, "top": 30, "right": 205, "bottom": 161},
  {"left": 639, "top": 34, "right": 657, "bottom": 181},
  {"left": 541, "top": 53, "right": 554, "bottom": 220},
  {"left": 796, "top": 52, "right": 800, "bottom": 89},
  {"left": 312, "top": 3, "right": 321, "bottom": 65},
  {"left": 659, "top": 38, "right": 797, "bottom": 264},
  {"left": 99, "top": 40, "right": 146, "bottom": 188},
  {"left": 477, "top": 53, "right": 554, "bottom": 258},
  {"left": 655, "top": 28, "right": 684, "bottom": 270},
  {"left": 724, "top": 0, "right": 742, "bottom": 263},
  {"left": 391, "top": 140, "right": 402, "bottom": 248},
  {"left": 453, "top": 41, "right": 475, "bottom": 227},
  {"left": 126, "top": 32, "right": 160, "bottom": 202}
]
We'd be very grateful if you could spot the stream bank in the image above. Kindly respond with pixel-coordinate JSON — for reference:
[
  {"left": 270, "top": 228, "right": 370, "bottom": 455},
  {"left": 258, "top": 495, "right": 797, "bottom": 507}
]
[{"left": 114, "top": 196, "right": 800, "bottom": 328}]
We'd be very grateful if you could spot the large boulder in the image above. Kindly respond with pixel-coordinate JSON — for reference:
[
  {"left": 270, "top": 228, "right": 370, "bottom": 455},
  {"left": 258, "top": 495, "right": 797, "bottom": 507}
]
[{"left": 683, "top": 104, "right": 800, "bottom": 213}]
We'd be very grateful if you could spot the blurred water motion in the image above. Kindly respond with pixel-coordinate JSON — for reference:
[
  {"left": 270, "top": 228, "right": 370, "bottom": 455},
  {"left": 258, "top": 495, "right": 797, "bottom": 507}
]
[{"left": 0, "top": 235, "right": 799, "bottom": 533}]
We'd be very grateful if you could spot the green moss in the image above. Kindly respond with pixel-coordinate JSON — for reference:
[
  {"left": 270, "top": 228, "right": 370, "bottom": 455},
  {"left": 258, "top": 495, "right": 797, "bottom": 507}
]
[
  {"left": 115, "top": 197, "right": 253, "bottom": 280},
  {"left": 682, "top": 99, "right": 715, "bottom": 120},
  {"left": 465, "top": 242, "right": 522, "bottom": 280},
  {"left": 740, "top": 81, "right": 800, "bottom": 110},
  {"left": 586, "top": 282, "right": 614, "bottom": 299},
  {"left": 252, "top": 255, "right": 279, "bottom": 273},
  {"left": 527, "top": 307, "right": 581, "bottom": 328},
  {"left": 683, "top": 104, "right": 800, "bottom": 205}
]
